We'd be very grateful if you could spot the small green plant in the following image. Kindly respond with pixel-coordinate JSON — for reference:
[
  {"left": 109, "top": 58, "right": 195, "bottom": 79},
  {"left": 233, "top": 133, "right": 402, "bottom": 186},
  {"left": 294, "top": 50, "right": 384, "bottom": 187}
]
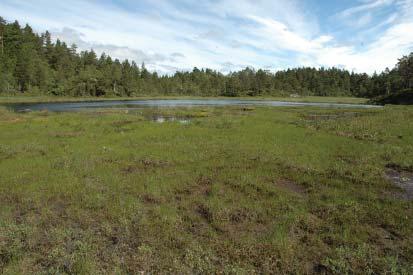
[{"left": 0, "top": 104, "right": 412, "bottom": 273}]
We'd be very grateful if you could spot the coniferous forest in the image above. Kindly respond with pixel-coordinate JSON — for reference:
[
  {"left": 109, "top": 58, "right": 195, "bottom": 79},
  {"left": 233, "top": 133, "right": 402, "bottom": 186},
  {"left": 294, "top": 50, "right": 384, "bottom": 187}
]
[{"left": 1, "top": 17, "right": 412, "bottom": 99}]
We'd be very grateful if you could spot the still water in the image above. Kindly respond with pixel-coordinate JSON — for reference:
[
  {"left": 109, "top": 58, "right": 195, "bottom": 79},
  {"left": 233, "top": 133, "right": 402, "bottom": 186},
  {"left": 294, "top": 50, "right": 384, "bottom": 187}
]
[{"left": 6, "top": 99, "right": 379, "bottom": 112}]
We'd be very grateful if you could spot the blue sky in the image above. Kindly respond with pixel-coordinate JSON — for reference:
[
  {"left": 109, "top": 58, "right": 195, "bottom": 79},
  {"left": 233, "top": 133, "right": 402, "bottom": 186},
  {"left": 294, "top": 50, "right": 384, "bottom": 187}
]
[{"left": 1, "top": 0, "right": 412, "bottom": 74}]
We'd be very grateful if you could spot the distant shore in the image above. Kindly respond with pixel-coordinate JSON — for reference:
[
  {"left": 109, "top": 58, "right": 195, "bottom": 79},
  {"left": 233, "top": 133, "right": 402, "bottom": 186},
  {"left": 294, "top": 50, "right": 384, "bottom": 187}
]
[{"left": 0, "top": 95, "right": 368, "bottom": 105}]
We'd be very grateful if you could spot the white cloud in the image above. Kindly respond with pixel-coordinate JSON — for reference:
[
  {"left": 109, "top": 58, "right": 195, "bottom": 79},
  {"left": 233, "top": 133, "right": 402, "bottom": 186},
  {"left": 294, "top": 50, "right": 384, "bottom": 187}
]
[
  {"left": 0, "top": 0, "right": 412, "bottom": 74},
  {"left": 337, "top": 0, "right": 394, "bottom": 18},
  {"left": 203, "top": 0, "right": 319, "bottom": 37},
  {"left": 314, "top": 22, "right": 413, "bottom": 73},
  {"left": 245, "top": 15, "right": 332, "bottom": 53}
]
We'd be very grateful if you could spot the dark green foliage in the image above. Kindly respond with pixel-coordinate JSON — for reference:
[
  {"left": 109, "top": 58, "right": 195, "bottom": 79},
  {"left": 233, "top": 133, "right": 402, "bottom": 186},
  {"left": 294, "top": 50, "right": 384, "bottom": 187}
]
[
  {"left": 0, "top": 17, "right": 412, "bottom": 98},
  {"left": 372, "top": 89, "right": 413, "bottom": 105}
]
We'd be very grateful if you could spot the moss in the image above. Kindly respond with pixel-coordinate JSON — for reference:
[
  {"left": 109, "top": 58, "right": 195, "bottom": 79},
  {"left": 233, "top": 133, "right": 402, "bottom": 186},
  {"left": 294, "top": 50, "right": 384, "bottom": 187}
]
[{"left": 0, "top": 104, "right": 412, "bottom": 273}]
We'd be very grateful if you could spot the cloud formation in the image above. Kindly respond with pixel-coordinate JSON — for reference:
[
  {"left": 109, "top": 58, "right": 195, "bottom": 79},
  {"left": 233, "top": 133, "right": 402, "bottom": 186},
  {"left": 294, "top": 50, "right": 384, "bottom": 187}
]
[{"left": 0, "top": 0, "right": 412, "bottom": 74}]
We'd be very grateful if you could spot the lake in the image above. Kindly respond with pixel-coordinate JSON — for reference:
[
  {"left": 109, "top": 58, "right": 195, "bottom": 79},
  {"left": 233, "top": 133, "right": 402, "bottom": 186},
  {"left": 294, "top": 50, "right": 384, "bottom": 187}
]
[{"left": 5, "top": 99, "right": 380, "bottom": 112}]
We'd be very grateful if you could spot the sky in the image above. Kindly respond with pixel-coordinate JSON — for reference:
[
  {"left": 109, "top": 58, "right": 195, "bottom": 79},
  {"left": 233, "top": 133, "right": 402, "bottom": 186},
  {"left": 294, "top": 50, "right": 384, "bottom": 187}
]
[{"left": 1, "top": 0, "right": 413, "bottom": 74}]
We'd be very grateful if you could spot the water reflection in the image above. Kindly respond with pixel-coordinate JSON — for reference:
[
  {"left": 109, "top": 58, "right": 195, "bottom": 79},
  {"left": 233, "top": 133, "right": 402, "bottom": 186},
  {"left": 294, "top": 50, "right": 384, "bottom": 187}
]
[
  {"left": 5, "top": 99, "right": 380, "bottom": 112},
  {"left": 148, "top": 115, "right": 190, "bottom": 124}
]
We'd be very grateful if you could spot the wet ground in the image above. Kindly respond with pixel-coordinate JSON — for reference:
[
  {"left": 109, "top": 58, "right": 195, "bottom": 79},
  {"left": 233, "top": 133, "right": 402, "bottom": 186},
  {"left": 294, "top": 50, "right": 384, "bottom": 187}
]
[{"left": 385, "top": 168, "right": 413, "bottom": 201}]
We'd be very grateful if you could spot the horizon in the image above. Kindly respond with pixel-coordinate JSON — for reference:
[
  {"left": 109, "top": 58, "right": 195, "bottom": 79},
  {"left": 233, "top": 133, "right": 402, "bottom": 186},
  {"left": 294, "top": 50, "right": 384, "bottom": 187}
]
[{"left": 1, "top": 0, "right": 413, "bottom": 75}]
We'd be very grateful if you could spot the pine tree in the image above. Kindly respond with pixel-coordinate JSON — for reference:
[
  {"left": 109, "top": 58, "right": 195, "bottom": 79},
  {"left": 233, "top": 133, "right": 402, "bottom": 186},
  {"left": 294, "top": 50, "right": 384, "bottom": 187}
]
[{"left": 0, "top": 17, "right": 411, "bottom": 98}]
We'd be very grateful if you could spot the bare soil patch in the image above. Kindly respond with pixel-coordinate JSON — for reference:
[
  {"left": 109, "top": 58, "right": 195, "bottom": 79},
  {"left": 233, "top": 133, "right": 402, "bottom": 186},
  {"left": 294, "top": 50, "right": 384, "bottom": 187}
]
[
  {"left": 121, "top": 158, "right": 169, "bottom": 174},
  {"left": 385, "top": 164, "right": 413, "bottom": 201},
  {"left": 275, "top": 179, "right": 306, "bottom": 195}
]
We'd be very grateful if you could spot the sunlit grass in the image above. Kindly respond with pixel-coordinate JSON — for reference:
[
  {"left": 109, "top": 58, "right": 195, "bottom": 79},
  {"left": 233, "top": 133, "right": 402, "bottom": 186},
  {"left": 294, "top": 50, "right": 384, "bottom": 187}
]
[{"left": 0, "top": 105, "right": 411, "bottom": 273}]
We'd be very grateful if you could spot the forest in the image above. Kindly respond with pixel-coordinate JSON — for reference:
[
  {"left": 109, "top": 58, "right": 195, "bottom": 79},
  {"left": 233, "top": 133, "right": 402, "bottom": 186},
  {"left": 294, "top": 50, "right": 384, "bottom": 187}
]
[{"left": 1, "top": 17, "right": 412, "bottom": 98}]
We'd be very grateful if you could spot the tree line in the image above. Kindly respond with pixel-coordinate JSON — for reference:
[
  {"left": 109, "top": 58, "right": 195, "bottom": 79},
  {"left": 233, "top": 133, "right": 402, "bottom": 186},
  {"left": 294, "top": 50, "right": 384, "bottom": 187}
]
[{"left": 0, "top": 17, "right": 412, "bottom": 98}]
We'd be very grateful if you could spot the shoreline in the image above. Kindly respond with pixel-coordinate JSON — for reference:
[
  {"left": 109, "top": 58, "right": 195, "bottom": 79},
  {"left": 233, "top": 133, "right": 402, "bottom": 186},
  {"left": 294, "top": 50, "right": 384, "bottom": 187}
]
[{"left": 0, "top": 95, "right": 368, "bottom": 105}]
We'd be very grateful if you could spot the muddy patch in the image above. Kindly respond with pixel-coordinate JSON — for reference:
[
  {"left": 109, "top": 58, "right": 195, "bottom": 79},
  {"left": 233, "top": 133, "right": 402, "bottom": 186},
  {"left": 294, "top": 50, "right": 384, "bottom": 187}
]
[
  {"left": 120, "top": 158, "right": 169, "bottom": 174},
  {"left": 240, "top": 107, "right": 255, "bottom": 112},
  {"left": 140, "top": 158, "right": 169, "bottom": 168},
  {"left": 385, "top": 166, "right": 413, "bottom": 201},
  {"left": 111, "top": 120, "right": 134, "bottom": 127},
  {"left": 196, "top": 204, "right": 213, "bottom": 224},
  {"left": 275, "top": 179, "right": 306, "bottom": 195},
  {"left": 141, "top": 194, "right": 164, "bottom": 204},
  {"left": 49, "top": 131, "right": 83, "bottom": 138},
  {"left": 300, "top": 112, "right": 364, "bottom": 123},
  {"left": 174, "top": 175, "right": 213, "bottom": 201},
  {"left": 195, "top": 176, "right": 213, "bottom": 196}
]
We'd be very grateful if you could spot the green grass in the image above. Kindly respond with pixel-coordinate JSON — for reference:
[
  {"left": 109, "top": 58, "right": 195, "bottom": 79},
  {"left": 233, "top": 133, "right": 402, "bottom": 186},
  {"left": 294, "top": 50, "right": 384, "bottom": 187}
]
[
  {"left": 0, "top": 104, "right": 412, "bottom": 273},
  {"left": 0, "top": 95, "right": 368, "bottom": 104}
]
